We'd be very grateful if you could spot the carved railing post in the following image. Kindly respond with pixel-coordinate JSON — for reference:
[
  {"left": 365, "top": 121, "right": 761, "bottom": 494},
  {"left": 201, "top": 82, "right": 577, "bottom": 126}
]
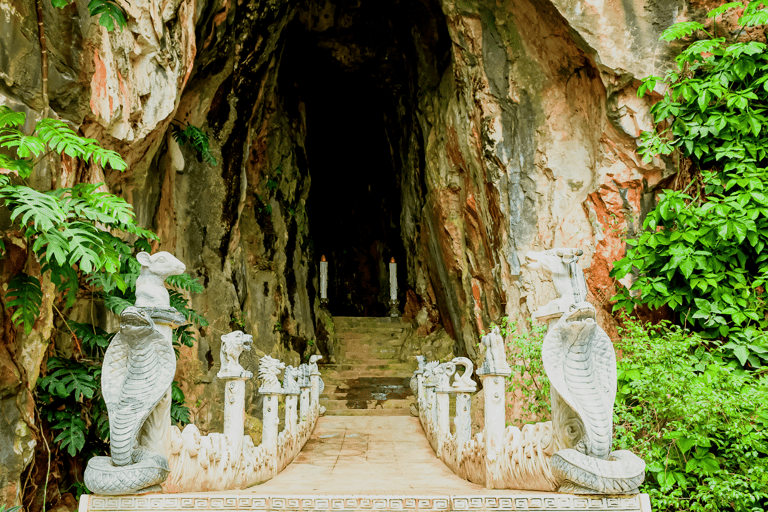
[
  {"left": 434, "top": 362, "right": 456, "bottom": 457},
  {"left": 414, "top": 356, "right": 426, "bottom": 410},
  {"left": 258, "top": 355, "right": 285, "bottom": 471},
  {"left": 423, "top": 363, "right": 438, "bottom": 436},
  {"left": 283, "top": 366, "right": 300, "bottom": 435},
  {"left": 309, "top": 355, "right": 323, "bottom": 408},
  {"left": 298, "top": 364, "right": 311, "bottom": 422},
  {"left": 448, "top": 357, "right": 477, "bottom": 460},
  {"left": 478, "top": 327, "right": 512, "bottom": 489},
  {"left": 216, "top": 331, "right": 254, "bottom": 459}
]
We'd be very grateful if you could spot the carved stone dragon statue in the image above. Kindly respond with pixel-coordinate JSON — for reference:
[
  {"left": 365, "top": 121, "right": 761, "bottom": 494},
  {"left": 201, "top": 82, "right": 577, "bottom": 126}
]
[
  {"left": 84, "top": 307, "right": 176, "bottom": 494},
  {"left": 84, "top": 252, "right": 186, "bottom": 495},
  {"left": 525, "top": 249, "right": 646, "bottom": 494}
]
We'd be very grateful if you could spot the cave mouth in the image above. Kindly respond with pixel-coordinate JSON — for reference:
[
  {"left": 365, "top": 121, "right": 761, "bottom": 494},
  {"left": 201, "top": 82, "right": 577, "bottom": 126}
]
[{"left": 279, "top": 0, "right": 448, "bottom": 317}]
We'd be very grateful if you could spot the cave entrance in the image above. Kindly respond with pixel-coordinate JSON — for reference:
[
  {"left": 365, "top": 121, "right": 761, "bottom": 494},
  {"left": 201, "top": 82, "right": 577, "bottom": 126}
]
[{"left": 280, "top": 2, "right": 420, "bottom": 317}]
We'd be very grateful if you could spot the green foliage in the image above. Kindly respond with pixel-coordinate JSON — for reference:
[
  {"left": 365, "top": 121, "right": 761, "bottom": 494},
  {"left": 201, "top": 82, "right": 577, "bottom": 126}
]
[
  {"left": 6, "top": 273, "right": 43, "bottom": 334},
  {"left": 613, "top": 319, "right": 768, "bottom": 512},
  {"left": 499, "top": 318, "right": 551, "bottom": 423},
  {"left": 49, "top": 0, "right": 127, "bottom": 32},
  {"left": 37, "top": 357, "right": 103, "bottom": 457},
  {"left": 172, "top": 123, "right": 217, "bottom": 166},
  {"left": 171, "top": 381, "right": 191, "bottom": 425},
  {"left": 612, "top": 3, "right": 768, "bottom": 368}
]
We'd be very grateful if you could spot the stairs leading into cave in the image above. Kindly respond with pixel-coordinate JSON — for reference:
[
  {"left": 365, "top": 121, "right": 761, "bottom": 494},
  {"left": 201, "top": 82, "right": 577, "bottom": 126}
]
[{"left": 319, "top": 317, "right": 416, "bottom": 416}]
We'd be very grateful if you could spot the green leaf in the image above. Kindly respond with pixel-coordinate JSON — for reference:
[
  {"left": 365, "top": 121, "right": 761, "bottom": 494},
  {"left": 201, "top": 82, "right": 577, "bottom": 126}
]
[
  {"left": 732, "top": 344, "right": 749, "bottom": 366},
  {"left": 660, "top": 21, "right": 705, "bottom": 42},
  {"left": 87, "top": 0, "right": 128, "bottom": 32},
  {"left": 5, "top": 273, "right": 43, "bottom": 334},
  {"left": 52, "top": 414, "right": 87, "bottom": 456},
  {"left": 0, "top": 106, "right": 26, "bottom": 128}
]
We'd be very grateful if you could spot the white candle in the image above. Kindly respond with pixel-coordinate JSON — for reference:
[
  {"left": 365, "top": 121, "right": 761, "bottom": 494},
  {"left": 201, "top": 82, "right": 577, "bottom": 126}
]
[
  {"left": 320, "top": 256, "right": 328, "bottom": 299},
  {"left": 389, "top": 258, "right": 397, "bottom": 301}
]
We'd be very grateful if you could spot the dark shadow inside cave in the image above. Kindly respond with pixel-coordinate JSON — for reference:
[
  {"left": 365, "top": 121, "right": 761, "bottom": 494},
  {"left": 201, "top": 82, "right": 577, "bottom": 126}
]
[{"left": 278, "top": 0, "right": 449, "bottom": 317}]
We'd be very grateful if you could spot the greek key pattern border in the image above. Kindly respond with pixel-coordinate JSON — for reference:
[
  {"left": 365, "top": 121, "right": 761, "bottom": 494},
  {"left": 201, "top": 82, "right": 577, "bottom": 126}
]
[{"left": 84, "top": 494, "right": 645, "bottom": 512}]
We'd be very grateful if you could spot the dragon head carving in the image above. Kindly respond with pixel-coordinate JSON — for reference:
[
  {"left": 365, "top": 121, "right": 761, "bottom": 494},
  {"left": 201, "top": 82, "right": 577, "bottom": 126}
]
[{"left": 258, "top": 356, "right": 285, "bottom": 393}]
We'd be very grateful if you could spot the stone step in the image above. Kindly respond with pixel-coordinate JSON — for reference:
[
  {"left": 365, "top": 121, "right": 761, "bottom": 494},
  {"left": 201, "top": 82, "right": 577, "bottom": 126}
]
[
  {"left": 322, "top": 407, "right": 412, "bottom": 416},
  {"left": 333, "top": 316, "right": 409, "bottom": 328},
  {"left": 320, "top": 398, "right": 412, "bottom": 410},
  {"left": 320, "top": 361, "right": 415, "bottom": 372}
]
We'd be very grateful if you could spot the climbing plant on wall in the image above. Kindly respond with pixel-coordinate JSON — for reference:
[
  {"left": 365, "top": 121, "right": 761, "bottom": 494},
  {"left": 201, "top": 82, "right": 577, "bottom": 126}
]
[
  {"left": 0, "top": 106, "right": 207, "bottom": 500},
  {"left": 610, "top": 1, "right": 768, "bottom": 368}
]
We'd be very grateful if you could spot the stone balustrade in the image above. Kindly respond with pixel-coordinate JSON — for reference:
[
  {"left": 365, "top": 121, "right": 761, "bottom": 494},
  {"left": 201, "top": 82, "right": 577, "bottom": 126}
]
[{"left": 163, "top": 353, "right": 324, "bottom": 492}]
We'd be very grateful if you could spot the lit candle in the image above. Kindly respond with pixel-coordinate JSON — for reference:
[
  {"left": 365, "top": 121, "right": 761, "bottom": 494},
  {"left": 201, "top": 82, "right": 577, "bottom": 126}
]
[
  {"left": 389, "top": 257, "right": 397, "bottom": 301},
  {"left": 320, "top": 255, "right": 328, "bottom": 299}
]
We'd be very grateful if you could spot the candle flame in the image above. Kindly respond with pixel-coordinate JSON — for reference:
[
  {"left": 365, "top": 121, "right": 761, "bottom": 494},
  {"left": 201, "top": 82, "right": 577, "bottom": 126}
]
[
  {"left": 321, "top": 255, "right": 327, "bottom": 262},
  {"left": 390, "top": 257, "right": 395, "bottom": 263}
]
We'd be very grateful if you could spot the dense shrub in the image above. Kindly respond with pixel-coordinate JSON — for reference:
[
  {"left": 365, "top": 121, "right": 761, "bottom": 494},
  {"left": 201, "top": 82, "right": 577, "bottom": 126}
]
[{"left": 613, "top": 319, "right": 768, "bottom": 512}]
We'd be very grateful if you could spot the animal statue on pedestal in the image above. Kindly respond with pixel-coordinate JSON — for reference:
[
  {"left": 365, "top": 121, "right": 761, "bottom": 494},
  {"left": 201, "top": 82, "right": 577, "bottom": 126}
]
[
  {"left": 525, "top": 249, "right": 645, "bottom": 494},
  {"left": 218, "top": 330, "right": 254, "bottom": 379},
  {"left": 84, "top": 252, "right": 187, "bottom": 495},
  {"left": 258, "top": 356, "right": 285, "bottom": 393}
]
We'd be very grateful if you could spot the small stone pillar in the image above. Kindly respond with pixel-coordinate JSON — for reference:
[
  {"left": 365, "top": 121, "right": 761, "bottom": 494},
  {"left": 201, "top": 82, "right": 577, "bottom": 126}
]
[
  {"left": 260, "top": 393, "right": 280, "bottom": 452},
  {"left": 258, "top": 355, "right": 285, "bottom": 457},
  {"left": 434, "top": 362, "right": 456, "bottom": 457},
  {"left": 413, "top": 356, "right": 426, "bottom": 411},
  {"left": 283, "top": 366, "right": 300, "bottom": 435},
  {"left": 423, "top": 366, "right": 438, "bottom": 429},
  {"left": 309, "top": 355, "right": 323, "bottom": 408},
  {"left": 448, "top": 357, "right": 477, "bottom": 460},
  {"left": 217, "top": 331, "right": 254, "bottom": 458},
  {"left": 298, "top": 364, "right": 311, "bottom": 422},
  {"left": 478, "top": 327, "right": 512, "bottom": 489}
]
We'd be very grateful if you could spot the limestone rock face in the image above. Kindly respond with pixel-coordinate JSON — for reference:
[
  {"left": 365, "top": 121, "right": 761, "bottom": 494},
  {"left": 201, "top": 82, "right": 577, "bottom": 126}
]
[{"left": 0, "top": 0, "right": 713, "bottom": 503}]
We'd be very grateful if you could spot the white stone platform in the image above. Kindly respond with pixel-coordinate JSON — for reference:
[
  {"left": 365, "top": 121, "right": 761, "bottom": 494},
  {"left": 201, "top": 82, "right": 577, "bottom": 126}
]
[
  {"left": 79, "top": 417, "right": 651, "bottom": 512},
  {"left": 79, "top": 494, "right": 651, "bottom": 512}
]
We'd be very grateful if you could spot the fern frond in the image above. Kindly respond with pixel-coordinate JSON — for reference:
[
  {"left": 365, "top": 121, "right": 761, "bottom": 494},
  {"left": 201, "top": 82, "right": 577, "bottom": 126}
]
[
  {"left": 5, "top": 273, "right": 43, "bottom": 334},
  {"left": 45, "top": 262, "right": 79, "bottom": 308},
  {"left": 102, "top": 294, "right": 132, "bottom": 315},
  {"left": 0, "top": 106, "right": 25, "bottom": 129},
  {"left": 0, "top": 154, "right": 33, "bottom": 178},
  {"left": 68, "top": 321, "right": 113, "bottom": 351},
  {"left": 36, "top": 119, "right": 127, "bottom": 171},
  {"left": 167, "top": 273, "right": 204, "bottom": 293},
  {"left": 0, "top": 184, "right": 66, "bottom": 231},
  {"left": 660, "top": 21, "right": 706, "bottom": 41},
  {"left": 708, "top": 2, "right": 743, "bottom": 18}
]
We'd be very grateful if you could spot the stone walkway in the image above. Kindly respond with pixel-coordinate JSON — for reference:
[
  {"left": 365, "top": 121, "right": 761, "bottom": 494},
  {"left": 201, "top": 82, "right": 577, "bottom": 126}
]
[{"left": 250, "top": 416, "right": 492, "bottom": 495}]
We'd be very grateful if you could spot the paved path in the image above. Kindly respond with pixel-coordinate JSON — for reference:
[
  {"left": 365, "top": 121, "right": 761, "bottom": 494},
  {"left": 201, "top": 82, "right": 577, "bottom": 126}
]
[{"left": 250, "top": 416, "right": 496, "bottom": 495}]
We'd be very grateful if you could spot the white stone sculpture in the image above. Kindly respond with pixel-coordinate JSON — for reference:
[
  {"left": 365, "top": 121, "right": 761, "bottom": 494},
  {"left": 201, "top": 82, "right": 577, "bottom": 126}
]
[
  {"left": 134, "top": 251, "right": 187, "bottom": 308},
  {"left": 283, "top": 365, "right": 301, "bottom": 395},
  {"left": 524, "top": 249, "right": 588, "bottom": 321},
  {"left": 217, "top": 331, "right": 254, "bottom": 379},
  {"left": 84, "top": 251, "right": 187, "bottom": 495},
  {"left": 525, "top": 248, "right": 646, "bottom": 494},
  {"left": 450, "top": 357, "right": 477, "bottom": 392},
  {"left": 84, "top": 307, "right": 176, "bottom": 494},
  {"left": 478, "top": 326, "right": 511, "bottom": 376},
  {"left": 165, "top": 353, "right": 324, "bottom": 492},
  {"left": 258, "top": 356, "right": 285, "bottom": 393}
]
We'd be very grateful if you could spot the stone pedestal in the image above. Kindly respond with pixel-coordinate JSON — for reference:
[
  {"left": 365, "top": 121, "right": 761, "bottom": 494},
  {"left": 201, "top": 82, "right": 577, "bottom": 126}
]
[
  {"left": 435, "top": 390, "right": 450, "bottom": 456},
  {"left": 480, "top": 372, "right": 510, "bottom": 489},
  {"left": 454, "top": 392, "right": 472, "bottom": 454},
  {"left": 220, "top": 377, "right": 249, "bottom": 456},
  {"left": 262, "top": 393, "right": 280, "bottom": 452}
]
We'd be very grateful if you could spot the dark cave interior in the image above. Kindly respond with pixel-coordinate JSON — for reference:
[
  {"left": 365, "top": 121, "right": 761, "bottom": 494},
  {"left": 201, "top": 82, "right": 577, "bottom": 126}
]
[{"left": 279, "top": 0, "right": 450, "bottom": 316}]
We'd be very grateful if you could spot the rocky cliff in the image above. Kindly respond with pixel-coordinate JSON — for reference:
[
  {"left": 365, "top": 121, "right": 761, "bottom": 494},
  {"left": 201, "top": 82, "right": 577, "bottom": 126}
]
[{"left": 1, "top": 0, "right": 709, "bottom": 506}]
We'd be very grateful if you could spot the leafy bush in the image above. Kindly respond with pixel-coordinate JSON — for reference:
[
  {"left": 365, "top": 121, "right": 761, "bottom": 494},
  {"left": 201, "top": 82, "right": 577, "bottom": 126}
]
[
  {"left": 501, "top": 318, "right": 551, "bottom": 422},
  {"left": 614, "top": 319, "right": 768, "bottom": 512},
  {"left": 610, "top": 2, "right": 768, "bottom": 368}
]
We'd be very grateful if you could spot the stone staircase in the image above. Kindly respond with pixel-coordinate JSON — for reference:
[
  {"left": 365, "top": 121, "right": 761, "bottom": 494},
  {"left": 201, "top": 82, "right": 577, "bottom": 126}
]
[{"left": 319, "top": 317, "right": 415, "bottom": 416}]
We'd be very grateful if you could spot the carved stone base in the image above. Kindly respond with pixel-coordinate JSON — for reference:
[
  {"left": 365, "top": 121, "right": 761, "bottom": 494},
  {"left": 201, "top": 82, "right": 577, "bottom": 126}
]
[
  {"left": 79, "top": 493, "right": 652, "bottom": 512},
  {"left": 388, "top": 300, "right": 400, "bottom": 317}
]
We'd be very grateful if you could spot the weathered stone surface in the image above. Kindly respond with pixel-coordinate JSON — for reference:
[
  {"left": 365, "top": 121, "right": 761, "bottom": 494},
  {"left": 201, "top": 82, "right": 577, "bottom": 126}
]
[{"left": 0, "top": 0, "right": 728, "bottom": 503}]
